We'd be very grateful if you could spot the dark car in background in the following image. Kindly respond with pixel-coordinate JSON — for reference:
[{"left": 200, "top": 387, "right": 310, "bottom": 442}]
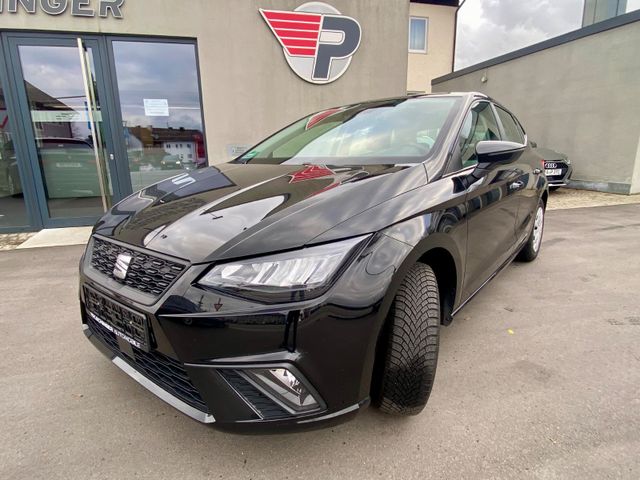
[
  {"left": 534, "top": 145, "right": 573, "bottom": 190},
  {"left": 37, "top": 137, "right": 102, "bottom": 198},
  {"left": 79, "top": 93, "right": 548, "bottom": 433}
]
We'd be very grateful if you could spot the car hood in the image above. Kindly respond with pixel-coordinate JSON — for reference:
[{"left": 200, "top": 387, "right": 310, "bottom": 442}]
[{"left": 94, "top": 162, "right": 425, "bottom": 263}]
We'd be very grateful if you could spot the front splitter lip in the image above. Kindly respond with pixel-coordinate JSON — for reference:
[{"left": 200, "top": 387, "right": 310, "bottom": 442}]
[
  {"left": 83, "top": 324, "right": 215, "bottom": 424},
  {"left": 113, "top": 355, "right": 216, "bottom": 424}
]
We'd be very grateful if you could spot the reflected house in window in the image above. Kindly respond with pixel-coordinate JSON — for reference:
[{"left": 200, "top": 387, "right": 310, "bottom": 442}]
[
  {"left": 22, "top": 81, "right": 102, "bottom": 200},
  {"left": 24, "top": 81, "right": 75, "bottom": 140},
  {"left": 126, "top": 125, "right": 206, "bottom": 172}
]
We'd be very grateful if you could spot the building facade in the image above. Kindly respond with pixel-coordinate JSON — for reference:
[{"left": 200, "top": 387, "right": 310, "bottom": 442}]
[
  {"left": 432, "top": 10, "right": 640, "bottom": 194},
  {"left": 0, "top": 0, "right": 457, "bottom": 233},
  {"left": 407, "top": 0, "right": 457, "bottom": 93}
]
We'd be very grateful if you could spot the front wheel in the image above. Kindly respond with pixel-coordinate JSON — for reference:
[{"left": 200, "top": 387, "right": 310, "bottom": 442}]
[
  {"left": 516, "top": 198, "right": 545, "bottom": 262},
  {"left": 375, "top": 263, "right": 440, "bottom": 416}
]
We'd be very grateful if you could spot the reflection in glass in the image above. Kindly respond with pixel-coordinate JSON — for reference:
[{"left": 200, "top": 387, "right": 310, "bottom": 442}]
[
  {"left": 18, "top": 45, "right": 111, "bottom": 219},
  {"left": 240, "top": 97, "right": 461, "bottom": 166},
  {"left": 112, "top": 41, "right": 207, "bottom": 192},
  {"left": 0, "top": 78, "right": 29, "bottom": 228}
]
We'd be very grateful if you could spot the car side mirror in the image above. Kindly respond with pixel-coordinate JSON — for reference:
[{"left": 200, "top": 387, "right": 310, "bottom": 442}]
[
  {"left": 476, "top": 140, "right": 526, "bottom": 165},
  {"left": 454, "top": 141, "right": 526, "bottom": 192}
]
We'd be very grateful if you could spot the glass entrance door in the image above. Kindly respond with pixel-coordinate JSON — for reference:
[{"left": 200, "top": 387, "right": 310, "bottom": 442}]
[{"left": 8, "top": 36, "right": 117, "bottom": 226}]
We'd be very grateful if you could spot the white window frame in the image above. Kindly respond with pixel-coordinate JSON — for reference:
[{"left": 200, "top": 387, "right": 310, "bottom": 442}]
[{"left": 408, "top": 16, "right": 428, "bottom": 54}]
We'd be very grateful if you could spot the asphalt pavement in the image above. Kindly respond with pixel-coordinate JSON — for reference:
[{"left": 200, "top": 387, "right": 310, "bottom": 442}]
[{"left": 1, "top": 203, "right": 639, "bottom": 480}]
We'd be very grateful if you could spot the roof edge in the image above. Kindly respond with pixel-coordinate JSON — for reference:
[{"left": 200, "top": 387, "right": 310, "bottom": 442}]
[{"left": 433, "top": 8, "right": 640, "bottom": 85}]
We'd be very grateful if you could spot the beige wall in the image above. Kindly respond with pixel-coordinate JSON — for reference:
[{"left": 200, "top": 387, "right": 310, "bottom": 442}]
[
  {"left": 0, "top": 0, "right": 409, "bottom": 163},
  {"left": 432, "top": 20, "right": 640, "bottom": 194},
  {"left": 407, "top": 2, "right": 455, "bottom": 93}
]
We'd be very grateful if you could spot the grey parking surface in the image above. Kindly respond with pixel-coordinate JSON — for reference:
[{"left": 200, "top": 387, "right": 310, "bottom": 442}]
[{"left": 1, "top": 203, "right": 639, "bottom": 480}]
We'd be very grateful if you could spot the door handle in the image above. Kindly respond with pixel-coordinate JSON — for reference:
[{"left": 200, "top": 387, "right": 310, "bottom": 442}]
[{"left": 509, "top": 180, "right": 525, "bottom": 191}]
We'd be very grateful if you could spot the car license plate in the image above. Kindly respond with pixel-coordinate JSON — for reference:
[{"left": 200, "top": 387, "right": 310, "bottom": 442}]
[
  {"left": 545, "top": 169, "right": 562, "bottom": 176},
  {"left": 83, "top": 286, "right": 150, "bottom": 351}
]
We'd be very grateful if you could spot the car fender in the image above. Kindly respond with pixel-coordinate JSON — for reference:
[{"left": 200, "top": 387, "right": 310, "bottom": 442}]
[
  {"left": 314, "top": 181, "right": 468, "bottom": 327},
  {"left": 379, "top": 223, "right": 465, "bottom": 326}
]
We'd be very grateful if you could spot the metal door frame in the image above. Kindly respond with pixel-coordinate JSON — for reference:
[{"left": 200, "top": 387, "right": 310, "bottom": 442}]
[
  {"left": 4, "top": 32, "right": 123, "bottom": 228},
  {"left": 0, "top": 35, "right": 42, "bottom": 233}
]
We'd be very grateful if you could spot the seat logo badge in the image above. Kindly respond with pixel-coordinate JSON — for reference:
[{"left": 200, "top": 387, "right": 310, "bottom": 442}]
[
  {"left": 260, "top": 2, "right": 362, "bottom": 84},
  {"left": 113, "top": 253, "right": 133, "bottom": 280}
]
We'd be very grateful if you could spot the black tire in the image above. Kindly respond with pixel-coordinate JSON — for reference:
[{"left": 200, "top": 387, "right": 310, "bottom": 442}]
[
  {"left": 376, "top": 263, "right": 440, "bottom": 416},
  {"left": 516, "top": 198, "right": 545, "bottom": 262},
  {"left": 549, "top": 186, "right": 560, "bottom": 191}
]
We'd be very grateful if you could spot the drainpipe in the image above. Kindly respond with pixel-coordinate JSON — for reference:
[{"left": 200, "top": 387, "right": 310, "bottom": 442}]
[{"left": 451, "top": 0, "right": 467, "bottom": 72}]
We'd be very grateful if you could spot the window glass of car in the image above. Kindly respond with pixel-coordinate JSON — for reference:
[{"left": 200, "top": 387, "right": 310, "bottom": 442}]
[
  {"left": 239, "top": 96, "right": 462, "bottom": 166},
  {"left": 453, "top": 101, "right": 501, "bottom": 170},
  {"left": 495, "top": 106, "right": 525, "bottom": 144}
]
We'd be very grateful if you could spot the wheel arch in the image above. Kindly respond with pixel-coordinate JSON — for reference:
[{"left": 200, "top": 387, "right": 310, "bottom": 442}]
[
  {"left": 370, "top": 237, "right": 462, "bottom": 400},
  {"left": 374, "top": 230, "right": 465, "bottom": 330},
  {"left": 417, "top": 247, "right": 458, "bottom": 326}
]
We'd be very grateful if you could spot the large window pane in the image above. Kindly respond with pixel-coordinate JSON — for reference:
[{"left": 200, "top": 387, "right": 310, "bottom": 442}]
[
  {"left": 112, "top": 41, "right": 207, "bottom": 192},
  {"left": 18, "top": 44, "right": 112, "bottom": 220},
  {"left": 0, "top": 66, "right": 29, "bottom": 227}
]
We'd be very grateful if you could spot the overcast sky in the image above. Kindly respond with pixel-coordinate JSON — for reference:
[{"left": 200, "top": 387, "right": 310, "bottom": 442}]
[{"left": 455, "top": 0, "right": 640, "bottom": 70}]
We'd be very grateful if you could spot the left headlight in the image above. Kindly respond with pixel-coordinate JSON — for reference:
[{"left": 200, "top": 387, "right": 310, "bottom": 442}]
[{"left": 197, "top": 235, "right": 370, "bottom": 301}]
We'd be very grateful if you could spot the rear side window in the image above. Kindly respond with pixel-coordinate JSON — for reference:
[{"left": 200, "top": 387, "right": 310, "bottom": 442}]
[
  {"left": 495, "top": 106, "right": 525, "bottom": 144},
  {"left": 452, "top": 101, "right": 501, "bottom": 171}
]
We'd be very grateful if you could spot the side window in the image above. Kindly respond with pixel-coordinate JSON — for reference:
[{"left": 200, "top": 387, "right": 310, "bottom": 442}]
[
  {"left": 495, "top": 106, "right": 525, "bottom": 144},
  {"left": 453, "top": 102, "right": 501, "bottom": 171}
]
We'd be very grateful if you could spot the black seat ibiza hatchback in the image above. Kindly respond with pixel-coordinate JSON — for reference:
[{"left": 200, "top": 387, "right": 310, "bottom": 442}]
[{"left": 80, "top": 93, "right": 547, "bottom": 432}]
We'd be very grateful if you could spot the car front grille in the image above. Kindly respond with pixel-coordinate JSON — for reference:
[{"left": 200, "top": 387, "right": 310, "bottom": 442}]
[
  {"left": 90, "top": 237, "right": 187, "bottom": 297},
  {"left": 86, "top": 316, "right": 209, "bottom": 413}
]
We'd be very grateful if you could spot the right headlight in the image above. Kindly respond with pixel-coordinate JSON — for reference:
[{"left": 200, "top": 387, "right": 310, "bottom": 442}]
[{"left": 197, "top": 235, "right": 370, "bottom": 302}]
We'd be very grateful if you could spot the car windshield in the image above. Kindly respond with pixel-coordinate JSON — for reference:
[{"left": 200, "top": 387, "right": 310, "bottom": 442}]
[{"left": 238, "top": 96, "right": 462, "bottom": 166}]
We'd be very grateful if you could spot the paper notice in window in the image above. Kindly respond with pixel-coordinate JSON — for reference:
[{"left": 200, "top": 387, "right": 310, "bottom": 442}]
[{"left": 143, "top": 99, "right": 169, "bottom": 117}]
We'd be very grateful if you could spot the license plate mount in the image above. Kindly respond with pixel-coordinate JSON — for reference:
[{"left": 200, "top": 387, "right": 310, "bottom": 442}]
[{"left": 84, "top": 286, "right": 150, "bottom": 352}]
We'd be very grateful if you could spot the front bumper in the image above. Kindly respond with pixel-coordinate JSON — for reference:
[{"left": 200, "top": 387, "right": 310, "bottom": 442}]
[{"left": 80, "top": 233, "right": 411, "bottom": 432}]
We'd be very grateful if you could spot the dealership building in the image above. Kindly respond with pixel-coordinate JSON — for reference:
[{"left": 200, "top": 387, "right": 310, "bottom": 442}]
[{"left": 0, "top": 0, "right": 458, "bottom": 232}]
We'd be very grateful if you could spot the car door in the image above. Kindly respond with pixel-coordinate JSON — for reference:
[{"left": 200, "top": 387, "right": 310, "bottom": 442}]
[
  {"left": 493, "top": 105, "right": 540, "bottom": 246},
  {"left": 450, "top": 101, "right": 522, "bottom": 299}
]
